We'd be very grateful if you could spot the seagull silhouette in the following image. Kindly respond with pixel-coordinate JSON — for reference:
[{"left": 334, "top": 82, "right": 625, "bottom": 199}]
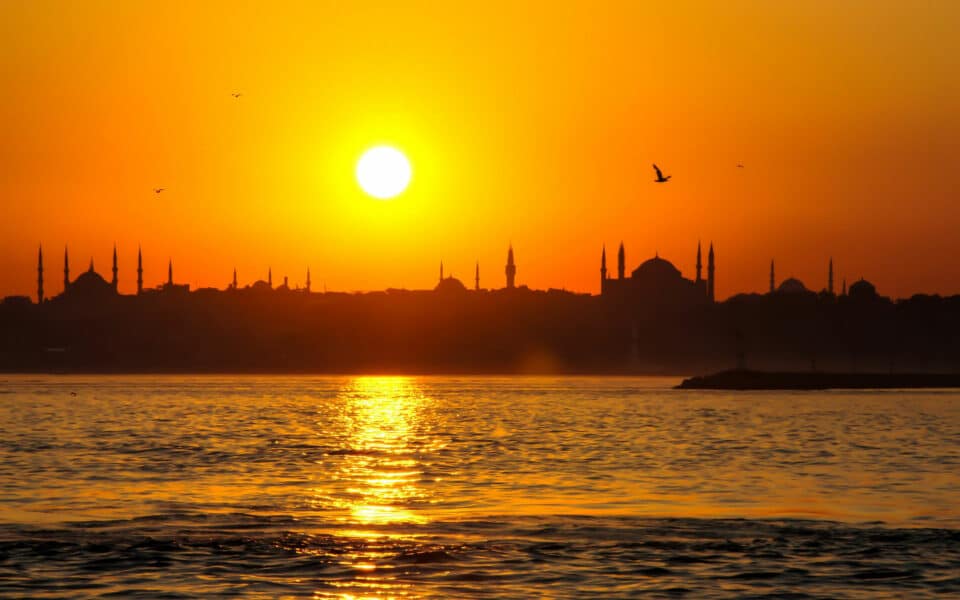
[
  {"left": 652, "top": 164, "right": 671, "bottom": 183},
  {"left": 737, "top": 163, "right": 745, "bottom": 168},
  {"left": 154, "top": 188, "right": 165, "bottom": 194},
  {"left": 231, "top": 92, "right": 242, "bottom": 98}
]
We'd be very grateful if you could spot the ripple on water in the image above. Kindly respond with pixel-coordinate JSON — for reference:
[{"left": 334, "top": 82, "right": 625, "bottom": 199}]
[{"left": 0, "top": 376, "right": 958, "bottom": 598}]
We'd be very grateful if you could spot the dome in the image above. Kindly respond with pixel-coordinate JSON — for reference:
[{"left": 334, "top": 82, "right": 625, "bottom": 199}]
[
  {"left": 631, "top": 255, "right": 682, "bottom": 281},
  {"left": 848, "top": 278, "right": 877, "bottom": 299},
  {"left": 62, "top": 267, "right": 116, "bottom": 301},
  {"left": 434, "top": 276, "right": 467, "bottom": 293},
  {"left": 69, "top": 270, "right": 113, "bottom": 294},
  {"left": 776, "top": 277, "right": 808, "bottom": 294}
]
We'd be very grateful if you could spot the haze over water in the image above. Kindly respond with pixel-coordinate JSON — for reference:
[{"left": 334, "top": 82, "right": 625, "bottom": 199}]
[{"left": 1, "top": 376, "right": 958, "bottom": 598}]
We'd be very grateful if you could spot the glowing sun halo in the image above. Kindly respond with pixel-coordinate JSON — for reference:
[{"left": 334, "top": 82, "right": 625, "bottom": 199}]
[{"left": 356, "top": 146, "right": 411, "bottom": 199}]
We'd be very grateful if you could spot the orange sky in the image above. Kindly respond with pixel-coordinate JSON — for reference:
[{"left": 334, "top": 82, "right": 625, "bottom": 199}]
[{"left": 2, "top": 1, "right": 959, "bottom": 300}]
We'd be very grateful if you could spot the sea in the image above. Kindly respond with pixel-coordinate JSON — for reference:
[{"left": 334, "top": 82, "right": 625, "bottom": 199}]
[{"left": 0, "top": 376, "right": 958, "bottom": 598}]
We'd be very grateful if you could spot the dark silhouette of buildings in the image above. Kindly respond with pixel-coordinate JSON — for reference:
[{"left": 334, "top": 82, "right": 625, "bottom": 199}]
[
  {"left": 601, "top": 241, "right": 714, "bottom": 308},
  {"left": 6, "top": 241, "right": 960, "bottom": 374},
  {"left": 137, "top": 247, "right": 143, "bottom": 295},
  {"left": 112, "top": 245, "right": 118, "bottom": 291},
  {"left": 63, "top": 246, "right": 70, "bottom": 291},
  {"left": 768, "top": 259, "right": 837, "bottom": 298},
  {"left": 37, "top": 246, "right": 44, "bottom": 304},
  {"left": 707, "top": 243, "right": 715, "bottom": 302}
]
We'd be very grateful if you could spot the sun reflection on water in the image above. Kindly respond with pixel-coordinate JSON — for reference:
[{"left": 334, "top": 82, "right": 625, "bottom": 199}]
[
  {"left": 336, "top": 377, "right": 433, "bottom": 526},
  {"left": 310, "top": 377, "right": 443, "bottom": 598}
]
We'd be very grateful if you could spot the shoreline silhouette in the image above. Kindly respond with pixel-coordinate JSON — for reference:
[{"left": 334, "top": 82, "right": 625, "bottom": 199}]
[{"left": 3, "top": 241, "right": 960, "bottom": 375}]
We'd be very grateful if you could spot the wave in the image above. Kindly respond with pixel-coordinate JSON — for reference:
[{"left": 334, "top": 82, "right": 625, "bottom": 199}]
[{"left": 1, "top": 515, "right": 958, "bottom": 598}]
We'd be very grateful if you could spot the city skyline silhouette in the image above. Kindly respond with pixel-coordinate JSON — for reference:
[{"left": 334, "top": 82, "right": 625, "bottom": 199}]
[
  {"left": 5, "top": 236, "right": 959, "bottom": 375},
  {"left": 10, "top": 238, "right": 896, "bottom": 304}
]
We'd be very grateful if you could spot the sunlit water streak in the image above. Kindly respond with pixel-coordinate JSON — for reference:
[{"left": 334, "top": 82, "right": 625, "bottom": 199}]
[{"left": 0, "top": 375, "right": 958, "bottom": 598}]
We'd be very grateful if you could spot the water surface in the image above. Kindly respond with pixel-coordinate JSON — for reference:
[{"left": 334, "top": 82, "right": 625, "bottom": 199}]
[{"left": 1, "top": 376, "right": 958, "bottom": 598}]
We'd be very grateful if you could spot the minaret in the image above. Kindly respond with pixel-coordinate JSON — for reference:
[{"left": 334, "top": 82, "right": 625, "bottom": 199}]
[
  {"left": 617, "top": 242, "right": 625, "bottom": 279},
  {"left": 695, "top": 241, "right": 702, "bottom": 283},
  {"left": 268, "top": 267, "right": 272, "bottom": 288},
  {"left": 600, "top": 245, "right": 607, "bottom": 290},
  {"left": 111, "top": 244, "right": 118, "bottom": 291},
  {"left": 88, "top": 257, "right": 95, "bottom": 273},
  {"left": 232, "top": 268, "right": 238, "bottom": 289},
  {"left": 475, "top": 261, "right": 480, "bottom": 291},
  {"left": 306, "top": 268, "right": 311, "bottom": 292},
  {"left": 63, "top": 246, "right": 70, "bottom": 290},
  {"left": 37, "top": 245, "right": 44, "bottom": 304},
  {"left": 707, "top": 243, "right": 715, "bottom": 302},
  {"left": 842, "top": 278, "right": 847, "bottom": 296},
  {"left": 769, "top": 260, "right": 775, "bottom": 294},
  {"left": 137, "top": 246, "right": 143, "bottom": 295},
  {"left": 167, "top": 259, "right": 173, "bottom": 286},
  {"left": 505, "top": 245, "right": 516, "bottom": 289},
  {"left": 828, "top": 258, "right": 834, "bottom": 295}
]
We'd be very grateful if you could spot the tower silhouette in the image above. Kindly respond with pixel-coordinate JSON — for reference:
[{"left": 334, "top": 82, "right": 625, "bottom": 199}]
[
  {"left": 695, "top": 241, "right": 702, "bottom": 283},
  {"left": 37, "top": 245, "right": 44, "bottom": 304},
  {"left": 168, "top": 259, "right": 173, "bottom": 286},
  {"left": 306, "top": 268, "right": 311, "bottom": 292},
  {"left": 707, "top": 243, "right": 715, "bottom": 302},
  {"left": 769, "top": 260, "right": 775, "bottom": 293},
  {"left": 232, "top": 268, "right": 238, "bottom": 290},
  {"left": 63, "top": 246, "right": 70, "bottom": 291},
  {"left": 475, "top": 261, "right": 480, "bottom": 291},
  {"left": 828, "top": 258, "right": 834, "bottom": 295},
  {"left": 137, "top": 246, "right": 143, "bottom": 295},
  {"left": 617, "top": 242, "right": 625, "bottom": 279},
  {"left": 600, "top": 245, "right": 607, "bottom": 289},
  {"left": 505, "top": 246, "right": 516, "bottom": 289},
  {"left": 268, "top": 268, "right": 272, "bottom": 288},
  {"left": 111, "top": 245, "right": 118, "bottom": 291}
]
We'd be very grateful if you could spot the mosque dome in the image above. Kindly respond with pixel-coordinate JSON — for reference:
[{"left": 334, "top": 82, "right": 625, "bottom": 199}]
[
  {"left": 435, "top": 276, "right": 467, "bottom": 293},
  {"left": 848, "top": 278, "right": 877, "bottom": 300},
  {"left": 776, "top": 278, "right": 808, "bottom": 294},
  {"left": 70, "top": 270, "right": 113, "bottom": 294},
  {"left": 62, "top": 265, "right": 116, "bottom": 301},
  {"left": 632, "top": 255, "right": 682, "bottom": 281}
]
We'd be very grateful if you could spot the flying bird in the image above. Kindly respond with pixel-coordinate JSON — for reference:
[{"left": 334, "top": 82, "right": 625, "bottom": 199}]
[
  {"left": 154, "top": 188, "right": 165, "bottom": 194},
  {"left": 231, "top": 92, "right": 242, "bottom": 98},
  {"left": 652, "top": 164, "right": 671, "bottom": 183},
  {"left": 737, "top": 163, "right": 745, "bottom": 168}
]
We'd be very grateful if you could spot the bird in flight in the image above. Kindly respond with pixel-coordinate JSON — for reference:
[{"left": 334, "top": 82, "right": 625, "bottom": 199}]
[
  {"left": 652, "top": 164, "right": 671, "bottom": 183},
  {"left": 231, "top": 92, "right": 242, "bottom": 98},
  {"left": 737, "top": 163, "right": 745, "bottom": 168},
  {"left": 154, "top": 188, "right": 165, "bottom": 194}
]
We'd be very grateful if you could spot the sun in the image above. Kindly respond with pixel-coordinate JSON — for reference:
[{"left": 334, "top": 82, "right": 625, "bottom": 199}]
[{"left": 356, "top": 146, "right": 412, "bottom": 199}]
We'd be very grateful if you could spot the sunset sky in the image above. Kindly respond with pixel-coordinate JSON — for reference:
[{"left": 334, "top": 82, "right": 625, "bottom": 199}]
[{"left": 2, "top": 1, "right": 958, "bottom": 300}]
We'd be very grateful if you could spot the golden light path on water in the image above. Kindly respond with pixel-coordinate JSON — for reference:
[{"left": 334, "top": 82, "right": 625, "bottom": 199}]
[{"left": 310, "top": 377, "right": 442, "bottom": 598}]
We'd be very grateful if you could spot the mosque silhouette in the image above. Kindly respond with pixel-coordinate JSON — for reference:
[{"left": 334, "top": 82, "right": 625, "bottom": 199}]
[
  {"left": 3, "top": 238, "right": 939, "bottom": 374},
  {"left": 24, "top": 239, "right": 873, "bottom": 307}
]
